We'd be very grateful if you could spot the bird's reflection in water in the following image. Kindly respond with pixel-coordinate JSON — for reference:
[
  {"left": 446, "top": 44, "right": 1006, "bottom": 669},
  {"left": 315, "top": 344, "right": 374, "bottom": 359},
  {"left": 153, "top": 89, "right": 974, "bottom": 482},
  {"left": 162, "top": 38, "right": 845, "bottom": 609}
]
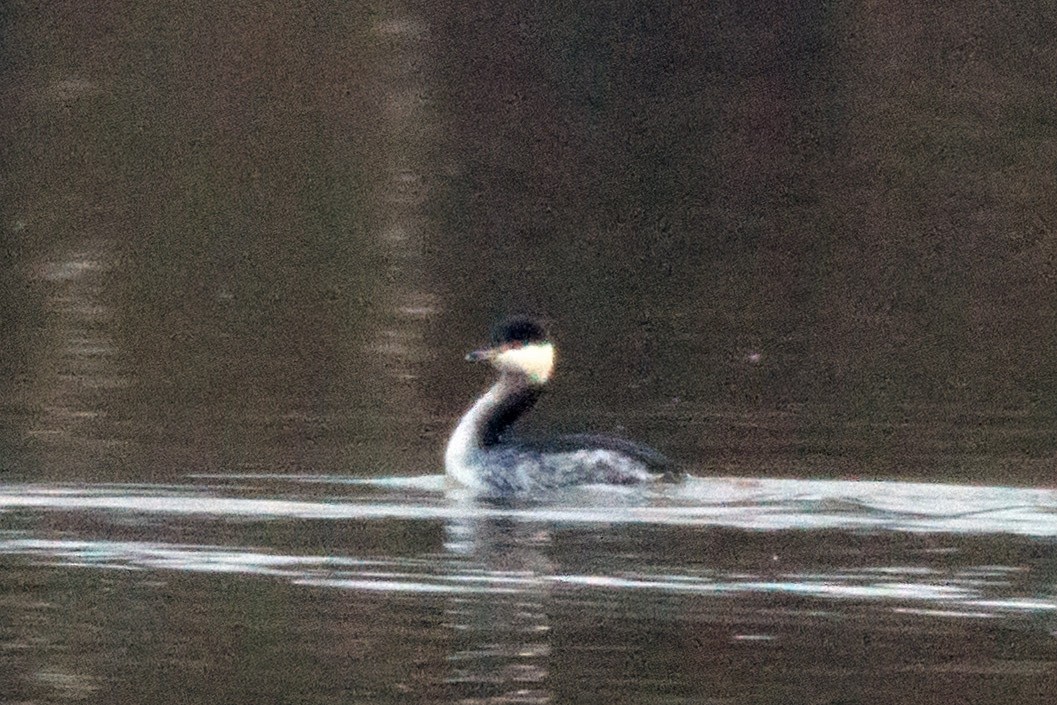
[{"left": 442, "top": 499, "right": 555, "bottom": 704}]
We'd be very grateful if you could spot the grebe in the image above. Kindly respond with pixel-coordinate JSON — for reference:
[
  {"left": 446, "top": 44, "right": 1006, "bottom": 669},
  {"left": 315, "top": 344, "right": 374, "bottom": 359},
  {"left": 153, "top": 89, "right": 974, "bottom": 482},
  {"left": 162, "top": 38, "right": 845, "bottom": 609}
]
[{"left": 445, "top": 317, "right": 674, "bottom": 493}]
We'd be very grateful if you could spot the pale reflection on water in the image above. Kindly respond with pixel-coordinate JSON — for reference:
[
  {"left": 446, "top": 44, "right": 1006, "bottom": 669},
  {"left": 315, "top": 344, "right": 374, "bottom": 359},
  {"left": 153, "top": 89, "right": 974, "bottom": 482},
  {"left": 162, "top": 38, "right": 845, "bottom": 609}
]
[
  {"left": 3, "top": 475, "right": 1056, "bottom": 534},
  {"left": 24, "top": 241, "right": 128, "bottom": 449},
  {"left": 3, "top": 477, "right": 1057, "bottom": 703}
]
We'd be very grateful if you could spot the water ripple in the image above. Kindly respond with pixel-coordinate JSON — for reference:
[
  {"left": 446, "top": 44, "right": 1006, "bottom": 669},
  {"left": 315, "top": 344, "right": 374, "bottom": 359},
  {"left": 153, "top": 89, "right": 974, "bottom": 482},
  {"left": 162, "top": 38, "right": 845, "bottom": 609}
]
[
  {"left": 2, "top": 476, "right": 1057, "bottom": 535},
  {"left": 0, "top": 537, "right": 1052, "bottom": 618}
]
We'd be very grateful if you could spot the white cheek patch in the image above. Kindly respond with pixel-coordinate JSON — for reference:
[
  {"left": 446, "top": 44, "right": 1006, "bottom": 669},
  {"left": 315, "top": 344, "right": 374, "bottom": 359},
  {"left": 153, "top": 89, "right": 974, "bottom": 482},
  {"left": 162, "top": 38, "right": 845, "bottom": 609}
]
[{"left": 495, "top": 343, "right": 555, "bottom": 383}]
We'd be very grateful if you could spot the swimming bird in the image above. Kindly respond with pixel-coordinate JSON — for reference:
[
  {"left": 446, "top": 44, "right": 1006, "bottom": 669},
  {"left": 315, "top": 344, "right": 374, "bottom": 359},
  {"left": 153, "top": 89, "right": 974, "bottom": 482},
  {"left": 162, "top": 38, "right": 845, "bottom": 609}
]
[{"left": 445, "top": 316, "right": 674, "bottom": 493}]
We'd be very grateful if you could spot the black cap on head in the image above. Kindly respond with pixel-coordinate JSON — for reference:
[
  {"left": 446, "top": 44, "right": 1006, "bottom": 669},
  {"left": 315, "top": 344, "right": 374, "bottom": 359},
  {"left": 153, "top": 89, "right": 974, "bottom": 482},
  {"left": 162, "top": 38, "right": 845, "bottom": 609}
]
[{"left": 492, "top": 316, "right": 549, "bottom": 346}]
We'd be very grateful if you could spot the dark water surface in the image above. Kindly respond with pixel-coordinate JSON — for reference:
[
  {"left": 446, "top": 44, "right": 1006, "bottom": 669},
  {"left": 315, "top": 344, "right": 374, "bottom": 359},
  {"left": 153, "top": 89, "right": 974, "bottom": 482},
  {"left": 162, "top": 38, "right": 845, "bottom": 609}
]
[
  {"left": 2, "top": 478, "right": 1057, "bottom": 704},
  {"left": 3, "top": 0, "right": 1057, "bottom": 703}
]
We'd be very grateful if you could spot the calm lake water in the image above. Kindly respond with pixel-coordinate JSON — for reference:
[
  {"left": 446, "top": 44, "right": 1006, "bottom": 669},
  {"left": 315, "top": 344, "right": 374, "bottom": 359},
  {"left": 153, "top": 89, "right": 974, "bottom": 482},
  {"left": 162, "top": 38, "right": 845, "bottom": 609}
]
[{"left": 3, "top": 0, "right": 1057, "bottom": 703}]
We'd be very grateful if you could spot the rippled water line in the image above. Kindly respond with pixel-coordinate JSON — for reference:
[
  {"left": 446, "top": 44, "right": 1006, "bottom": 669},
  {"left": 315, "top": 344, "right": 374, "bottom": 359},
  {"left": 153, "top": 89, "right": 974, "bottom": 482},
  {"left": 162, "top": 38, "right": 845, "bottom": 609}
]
[
  {"left": 552, "top": 574, "right": 975, "bottom": 601},
  {"left": 1, "top": 538, "right": 1054, "bottom": 618},
  {"left": 4, "top": 481, "right": 1057, "bottom": 535}
]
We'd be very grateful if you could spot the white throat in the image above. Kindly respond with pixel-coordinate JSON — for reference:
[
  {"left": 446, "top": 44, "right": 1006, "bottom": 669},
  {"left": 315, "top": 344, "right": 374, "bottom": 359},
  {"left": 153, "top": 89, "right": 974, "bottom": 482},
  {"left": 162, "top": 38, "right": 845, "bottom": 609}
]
[{"left": 494, "top": 342, "right": 554, "bottom": 384}]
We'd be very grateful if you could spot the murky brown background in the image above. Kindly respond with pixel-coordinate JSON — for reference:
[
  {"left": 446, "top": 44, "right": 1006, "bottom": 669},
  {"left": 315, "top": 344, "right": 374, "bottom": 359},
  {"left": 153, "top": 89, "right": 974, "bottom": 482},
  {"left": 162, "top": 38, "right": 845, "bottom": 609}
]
[
  {"left": 3, "top": 0, "right": 1055, "bottom": 485},
  {"left": 2, "top": 1, "right": 1057, "bottom": 703}
]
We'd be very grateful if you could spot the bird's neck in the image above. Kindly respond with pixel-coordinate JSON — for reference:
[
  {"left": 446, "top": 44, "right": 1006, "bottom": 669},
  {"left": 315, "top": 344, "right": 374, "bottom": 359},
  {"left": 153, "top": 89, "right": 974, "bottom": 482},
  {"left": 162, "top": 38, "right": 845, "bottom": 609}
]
[
  {"left": 446, "top": 374, "right": 541, "bottom": 469},
  {"left": 478, "top": 374, "right": 542, "bottom": 446}
]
